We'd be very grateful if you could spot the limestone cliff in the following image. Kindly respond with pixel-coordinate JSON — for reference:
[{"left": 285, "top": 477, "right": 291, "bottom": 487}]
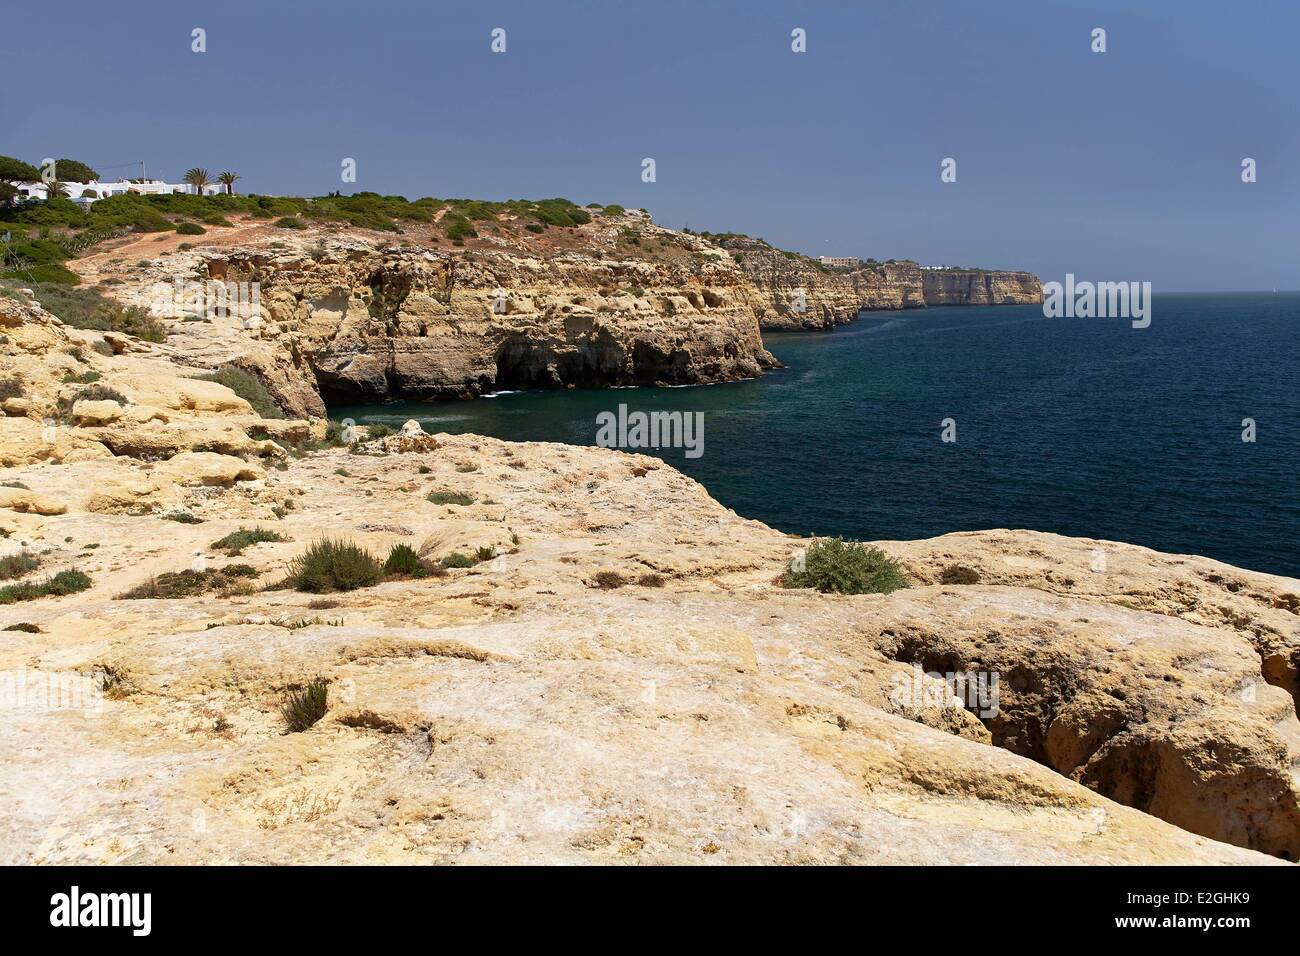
[
  {"left": 921, "top": 269, "right": 1044, "bottom": 306},
  {"left": 73, "top": 213, "right": 778, "bottom": 417},
  {"left": 61, "top": 213, "right": 1041, "bottom": 412}
]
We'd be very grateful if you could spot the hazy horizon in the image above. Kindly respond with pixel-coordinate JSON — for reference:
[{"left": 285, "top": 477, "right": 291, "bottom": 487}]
[{"left": 4, "top": 0, "right": 1296, "bottom": 292}]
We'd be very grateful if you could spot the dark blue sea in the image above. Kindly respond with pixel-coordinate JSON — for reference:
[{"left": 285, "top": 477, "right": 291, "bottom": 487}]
[{"left": 334, "top": 294, "right": 1300, "bottom": 577}]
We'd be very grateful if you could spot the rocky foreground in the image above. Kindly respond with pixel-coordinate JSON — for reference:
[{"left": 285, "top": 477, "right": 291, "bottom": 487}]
[{"left": 0, "top": 280, "right": 1297, "bottom": 865}]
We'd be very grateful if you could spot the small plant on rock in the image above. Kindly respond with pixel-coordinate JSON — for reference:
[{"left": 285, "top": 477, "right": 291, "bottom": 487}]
[
  {"left": 938, "top": 564, "right": 981, "bottom": 585},
  {"left": 281, "top": 678, "right": 328, "bottom": 732},
  {"left": 287, "top": 538, "right": 384, "bottom": 593},
  {"left": 427, "top": 490, "right": 474, "bottom": 506},
  {"left": 211, "top": 526, "right": 285, "bottom": 554},
  {"left": 0, "top": 551, "right": 39, "bottom": 581},
  {"left": 383, "top": 543, "right": 434, "bottom": 578},
  {"left": 0, "top": 569, "right": 91, "bottom": 604},
  {"left": 782, "top": 538, "right": 908, "bottom": 595}
]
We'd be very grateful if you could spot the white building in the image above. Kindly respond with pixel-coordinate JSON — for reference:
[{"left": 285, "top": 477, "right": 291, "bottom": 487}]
[
  {"left": 10, "top": 178, "right": 223, "bottom": 204},
  {"left": 818, "top": 256, "right": 860, "bottom": 267}
]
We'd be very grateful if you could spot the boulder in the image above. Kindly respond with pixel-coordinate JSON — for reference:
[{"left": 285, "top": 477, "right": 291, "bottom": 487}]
[
  {"left": 158, "top": 452, "right": 264, "bottom": 487},
  {"left": 71, "top": 399, "right": 124, "bottom": 426},
  {"left": 0, "top": 487, "right": 68, "bottom": 515},
  {"left": 0, "top": 417, "right": 112, "bottom": 466},
  {"left": 84, "top": 474, "right": 175, "bottom": 514}
]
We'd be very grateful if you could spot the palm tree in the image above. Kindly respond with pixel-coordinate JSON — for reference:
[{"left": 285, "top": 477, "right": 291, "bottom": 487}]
[
  {"left": 184, "top": 167, "right": 213, "bottom": 196},
  {"left": 44, "top": 180, "right": 68, "bottom": 198},
  {"left": 217, "top": 171, "right": 240, "bottom": 195}
]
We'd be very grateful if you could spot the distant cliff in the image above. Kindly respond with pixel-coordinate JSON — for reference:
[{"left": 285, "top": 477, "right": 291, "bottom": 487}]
[
  {"left": 716, "top": 237, "right": 1041, "bottom": 331},
  {"left": 921, "top": 269, "right": 1042, "bottom": 306}
]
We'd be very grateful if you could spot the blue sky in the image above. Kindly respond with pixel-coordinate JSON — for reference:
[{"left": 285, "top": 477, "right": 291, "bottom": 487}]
[{"left": 3, "top": 0, "right": 1296, "bottom": 290}]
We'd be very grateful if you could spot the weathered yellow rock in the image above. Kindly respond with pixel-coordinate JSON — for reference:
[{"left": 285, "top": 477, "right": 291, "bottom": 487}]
[
  {"left": 110, "top": 372, "right": 253, "bottom": 415},
  {"left": 0, "top": 487, "right": 67, "bottom": 515},
  {"left": 71, "top": 399, "right": 123, "bottom": 426},
  {"left": 157, "top": 451, "right": 263, "bottom": 487},
  {"left": 0, "top": 418, "right": 112, "bottom": 466},
  {"left": 83, "top": 473, "right": 175, "bottom": 514}
]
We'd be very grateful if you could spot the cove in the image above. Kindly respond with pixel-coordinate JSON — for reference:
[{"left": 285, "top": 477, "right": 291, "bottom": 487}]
[{"left": 331, "top": 295, "right": 1300, "bottom": 577}]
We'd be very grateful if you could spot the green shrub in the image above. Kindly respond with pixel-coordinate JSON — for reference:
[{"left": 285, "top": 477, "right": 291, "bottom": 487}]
[
  {"left": 47, "top": 572, "right": 92, "bottom": 595},
  {"left": 1, "top": 236, "right": 80, "bottom": 284},
  {"left": 160, "top": 511, "right": 203, "bottom": 524},
  {"left": 781, "top": 538, "right": 908, "bottom": 595},
  {"left": 383, "top": 543, "right": 435, "bottom": 578},
  {"left": 938, "top": 564, "right": 981, "bottom": 585},
  {"left": 211, "top": 526, "right": 285, "bottom": 553},
  {"left": 175, "top": 221, "right": 206, "bottom": 235},
  {"left": 197, "top": 366, "right": 284, "bottom": 419},
  {"left": 117, "top": 306, "right": 166, "bottom": 342},
  {"left": 73, "top": 383, "right": 127, "bottom": 404},
  {"left": 444, "top": 215, "right": 476, "bottom": 241},
  {"left": 0, "top": 376, "right": 22, "bottom": 400},
  {"left": 20, "top": 263, "right": 80, "bottom": 284},
  {"left": 0, "top": 569, "right": 91, "bottom": 604},
  {"left": 281, "top": 678, "right": 328, "bottom": 732},
  {"left": 29, "top": 284, "right": 165, "bottom": 341},
  {"left": 602, "top": 204, "right": 626, "bottom": 216},
  {"left": 530, "top": 198, "right": 591, "bottom": 228},
  {"left": 274, "top": 216, "right": 306, "bottom": 229},
  {"left": 366, "top": 422, "right": 394, "bottom": 439},
  {"left": 439, "top": 552, "right": 477, "bottom": 569},
  {"left": 287, "top": 538, "right": 384, "bottom": 592},
  {"left": 0, "top": 551, "right": 39, "bottom": 580},
  {"left": 119, "top": 565, "right": 258, "bottom": 599},
  {"left": 525, "top": 223, "right": 545, "bottom": 234},
  {"left": 426, "top": 490, "right": 474, "bottom": 506}
]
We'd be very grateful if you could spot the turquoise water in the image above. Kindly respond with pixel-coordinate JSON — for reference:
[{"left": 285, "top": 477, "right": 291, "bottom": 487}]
[{"left": 333, "top": 294, "right": 1300, "bottom": 577}]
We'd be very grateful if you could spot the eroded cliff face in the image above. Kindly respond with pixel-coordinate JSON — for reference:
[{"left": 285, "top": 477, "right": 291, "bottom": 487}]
[
  {"left": 78, "top": 218, "right": 776, "bottom": 417},
  {"left": 921, "top": 269, "right": 1043, "bottom": 306},
  {"left": 67, "top": 215, "right": 1040, "bottom": 413},
  {"left": 207, "top": 240, "right": 773, "bottom": 412}
]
